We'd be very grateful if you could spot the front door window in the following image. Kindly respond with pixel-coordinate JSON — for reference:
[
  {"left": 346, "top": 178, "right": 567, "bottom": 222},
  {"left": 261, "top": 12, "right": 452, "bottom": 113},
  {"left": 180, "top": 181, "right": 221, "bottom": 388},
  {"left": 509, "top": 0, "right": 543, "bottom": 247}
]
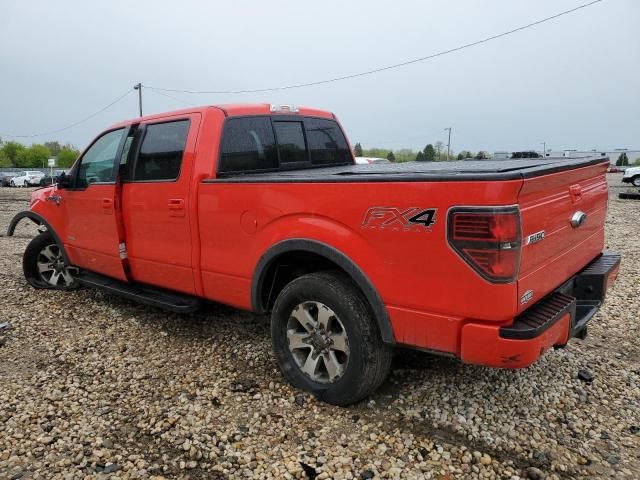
[{"left": 76, "top": 129, "right": 125, "bottom": 188}]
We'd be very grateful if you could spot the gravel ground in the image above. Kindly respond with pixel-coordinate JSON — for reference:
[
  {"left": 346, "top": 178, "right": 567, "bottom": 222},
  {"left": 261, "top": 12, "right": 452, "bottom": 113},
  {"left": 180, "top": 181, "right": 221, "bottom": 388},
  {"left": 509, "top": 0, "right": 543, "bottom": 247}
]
[{"left": 0, "top": 176, "right": 638, "bottom": 480}]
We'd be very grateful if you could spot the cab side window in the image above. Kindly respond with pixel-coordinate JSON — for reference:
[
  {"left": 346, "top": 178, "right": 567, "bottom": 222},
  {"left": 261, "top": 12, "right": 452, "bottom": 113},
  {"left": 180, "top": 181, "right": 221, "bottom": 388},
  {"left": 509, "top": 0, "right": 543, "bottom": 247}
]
[
  {"left": 133, "top": 120, "right": 190, "bottom": 181},
  {"left": 76, "top": 129, "right": 125, "bottom": 188}
]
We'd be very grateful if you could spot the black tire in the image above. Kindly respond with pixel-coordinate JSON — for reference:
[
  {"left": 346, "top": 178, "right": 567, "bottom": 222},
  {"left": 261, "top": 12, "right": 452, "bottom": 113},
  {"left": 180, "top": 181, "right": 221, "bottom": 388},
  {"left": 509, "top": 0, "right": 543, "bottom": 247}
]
[
  {"left": 632, "top": 176, "right": 640, "bottom": 187},
  {"left": 271, "top": 271, "right": 392, "bottom": 406},
  {"left": 619, "top": 192, "right": 640, "bottom": 200},
  {"left": 23, "top": 232, "right": 79, "bottom": 290}
]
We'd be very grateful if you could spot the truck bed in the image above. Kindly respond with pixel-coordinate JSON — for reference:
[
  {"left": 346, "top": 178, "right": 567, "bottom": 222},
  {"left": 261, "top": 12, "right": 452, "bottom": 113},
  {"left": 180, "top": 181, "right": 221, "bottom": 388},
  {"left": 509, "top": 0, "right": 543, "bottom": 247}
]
[{"left": 212, "top": 156, "right": 608, "bottom": 182}]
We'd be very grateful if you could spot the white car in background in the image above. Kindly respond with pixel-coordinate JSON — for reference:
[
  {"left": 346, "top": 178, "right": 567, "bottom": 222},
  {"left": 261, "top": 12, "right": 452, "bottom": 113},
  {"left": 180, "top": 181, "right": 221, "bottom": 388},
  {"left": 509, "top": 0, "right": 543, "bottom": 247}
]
[
  {"left": 354, "top": 156, "right": 390, "bottom": 165},
  {"left": 10, "top": 171, "right": 45, "bottom": 187},
  {"left": 622, "top": 166, "right": 640, "bottom": 187}
]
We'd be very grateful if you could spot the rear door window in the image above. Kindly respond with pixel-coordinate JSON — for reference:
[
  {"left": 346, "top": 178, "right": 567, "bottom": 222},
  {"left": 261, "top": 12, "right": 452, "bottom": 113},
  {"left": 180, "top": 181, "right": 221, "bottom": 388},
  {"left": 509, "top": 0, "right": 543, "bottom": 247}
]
[
  {"left": 219, "top": 117, "right": 278, "bottom": 173},
  {"left": 133, "top": 120, "right": 190, "bottom": 181},
  {"left": 305, "top": 118, "right": 351, "bottom": 166},
  {"left": 273, "top": 121, "right": 307, "bottom": 164}
]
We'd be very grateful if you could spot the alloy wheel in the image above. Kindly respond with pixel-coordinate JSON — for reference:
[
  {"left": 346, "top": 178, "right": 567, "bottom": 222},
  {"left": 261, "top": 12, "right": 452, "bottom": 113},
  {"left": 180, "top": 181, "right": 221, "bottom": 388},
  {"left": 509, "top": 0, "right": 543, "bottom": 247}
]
[
  {"left": 286, "top": 301, "right": 350, "bottom": 383},
  {"left": 36, "top": 244, "right": 78, "bottom": 288}
]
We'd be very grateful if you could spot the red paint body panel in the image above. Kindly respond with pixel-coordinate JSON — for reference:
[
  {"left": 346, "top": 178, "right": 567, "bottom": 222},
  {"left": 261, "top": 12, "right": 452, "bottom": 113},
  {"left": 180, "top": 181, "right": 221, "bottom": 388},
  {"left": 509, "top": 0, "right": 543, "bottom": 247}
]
[
  {"left": 517, "top": 164, "right": 608, "bottom": 310},
  {"left": 61, "top": 184, "right": 128, "bottom": 281},
  {"left": 121, "top": 112, "right": 202, "bottom": 294},
  {"left": 460, "top": 313, "right": 571, "bottom": 368},
  {"left": 26, "top": 104, "right": 617, "bottom": 371}
]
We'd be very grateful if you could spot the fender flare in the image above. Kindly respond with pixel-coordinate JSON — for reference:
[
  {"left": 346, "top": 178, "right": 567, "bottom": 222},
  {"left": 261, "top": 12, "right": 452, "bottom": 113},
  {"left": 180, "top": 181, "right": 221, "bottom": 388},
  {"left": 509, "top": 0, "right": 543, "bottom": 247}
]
[
  {"left": 251, "top": 238, "right": 396, "bottom": 344},
  {"left": 6, "top": 211, "right": 70, "bottom": 264}
]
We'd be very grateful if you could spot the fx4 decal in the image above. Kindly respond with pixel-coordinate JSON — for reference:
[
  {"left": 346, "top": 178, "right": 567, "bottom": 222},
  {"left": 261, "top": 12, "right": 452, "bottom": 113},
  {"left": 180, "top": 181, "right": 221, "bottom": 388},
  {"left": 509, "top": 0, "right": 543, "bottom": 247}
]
[{"left": 362, "top": 207, "right": 437, "bottom": 232}]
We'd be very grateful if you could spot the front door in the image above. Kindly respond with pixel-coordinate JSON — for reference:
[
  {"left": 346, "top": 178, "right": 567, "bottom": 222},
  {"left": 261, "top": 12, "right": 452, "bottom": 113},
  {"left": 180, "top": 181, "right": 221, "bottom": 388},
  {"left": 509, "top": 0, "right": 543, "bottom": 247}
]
[
  {"left": 62, "top": 128, "right": 128, "bottom": 281},
  {"left": 121, "top": 114, "right": 200, "bottom": 294}
]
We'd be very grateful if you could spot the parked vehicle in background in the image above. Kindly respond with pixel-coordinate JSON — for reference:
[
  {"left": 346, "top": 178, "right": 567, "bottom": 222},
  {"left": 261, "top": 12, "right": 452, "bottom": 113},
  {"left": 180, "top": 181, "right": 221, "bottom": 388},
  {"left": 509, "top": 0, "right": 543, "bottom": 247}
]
[
  {"left": 1, "top": 172, "right": 18, "bottom": 187},
  {"left": 622, "top": 166, "right": 640, "bottom": 187},
  {"left": 10, "top": 171, "right": 45, "bottom": 187},
  {"left": 39, "top": 170, "right": 67, "bottom": 186},
  {"left": 8, "top": 104, "right": 620, "bottom": 405},
  {"left": 354, "top": 156, "right": 389, "bottom": 164},
  {"left": 607, "top": 165, "right": 620, "bottom": 173}
]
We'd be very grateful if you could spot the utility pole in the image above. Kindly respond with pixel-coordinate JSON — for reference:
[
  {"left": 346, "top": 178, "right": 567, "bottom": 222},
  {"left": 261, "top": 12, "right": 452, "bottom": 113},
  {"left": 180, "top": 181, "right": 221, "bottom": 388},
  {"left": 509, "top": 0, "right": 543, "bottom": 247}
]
[
  {"left": 444, "top": 127, "right": 452, "bottom": 161},
  {"left": 134, "top": 83, "right": 143, "bottom": 117},
  {"left": 540, "top": 141, "right": 546, "bottom": 157}
]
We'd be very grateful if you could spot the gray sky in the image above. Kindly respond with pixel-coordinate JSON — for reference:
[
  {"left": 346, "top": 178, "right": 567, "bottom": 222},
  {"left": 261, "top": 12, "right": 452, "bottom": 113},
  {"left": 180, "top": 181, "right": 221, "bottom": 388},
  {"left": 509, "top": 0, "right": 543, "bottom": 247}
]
[{"left": 1, "top": 0, "right": 638, "bottom": 154}]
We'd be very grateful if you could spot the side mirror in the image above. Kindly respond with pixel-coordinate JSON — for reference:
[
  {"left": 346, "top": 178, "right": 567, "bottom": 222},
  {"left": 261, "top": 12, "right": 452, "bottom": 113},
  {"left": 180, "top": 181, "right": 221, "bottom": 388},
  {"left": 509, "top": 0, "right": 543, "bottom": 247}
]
[{"left": 57, "top": 172, "right": 72, "bottom": 189}]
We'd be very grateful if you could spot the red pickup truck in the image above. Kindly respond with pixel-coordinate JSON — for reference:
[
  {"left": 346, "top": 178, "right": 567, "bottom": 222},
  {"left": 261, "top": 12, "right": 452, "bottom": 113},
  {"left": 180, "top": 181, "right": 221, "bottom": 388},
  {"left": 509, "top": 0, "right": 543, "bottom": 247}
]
[{"left": 8, "top": 104, "right": 620, "bottom": 405}]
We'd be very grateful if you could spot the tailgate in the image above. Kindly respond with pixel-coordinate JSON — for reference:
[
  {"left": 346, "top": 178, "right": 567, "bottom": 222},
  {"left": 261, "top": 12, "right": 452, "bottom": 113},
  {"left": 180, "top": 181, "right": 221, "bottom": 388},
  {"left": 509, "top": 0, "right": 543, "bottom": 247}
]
[{"left": 516, "top": 161, "right": 609, "bottom": 313}]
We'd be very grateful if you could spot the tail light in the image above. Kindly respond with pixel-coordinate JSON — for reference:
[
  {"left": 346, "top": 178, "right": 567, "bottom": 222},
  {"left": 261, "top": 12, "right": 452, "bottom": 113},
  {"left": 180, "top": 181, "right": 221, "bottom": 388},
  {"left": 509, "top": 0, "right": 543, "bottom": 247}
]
[{"left": 447, "top": 206, "right": 521, "bottom": 283}]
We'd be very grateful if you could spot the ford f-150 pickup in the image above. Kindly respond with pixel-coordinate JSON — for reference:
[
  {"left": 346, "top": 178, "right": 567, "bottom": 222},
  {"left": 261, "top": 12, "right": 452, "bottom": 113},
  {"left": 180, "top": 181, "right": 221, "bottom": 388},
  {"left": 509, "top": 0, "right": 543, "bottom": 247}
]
[{"left": 8, "top": 104, "right": 620, "bottom": 405}]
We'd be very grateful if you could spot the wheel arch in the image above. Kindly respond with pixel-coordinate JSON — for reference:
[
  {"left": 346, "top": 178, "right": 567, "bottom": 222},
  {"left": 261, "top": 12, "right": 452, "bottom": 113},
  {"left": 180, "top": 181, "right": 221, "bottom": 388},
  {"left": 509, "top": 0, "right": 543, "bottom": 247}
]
[
  {"left": 251, "top": 238, "right": 396, "bottom": 344},
  {"left": 7, "top": 211, "right": 70, "bottom": 264}
]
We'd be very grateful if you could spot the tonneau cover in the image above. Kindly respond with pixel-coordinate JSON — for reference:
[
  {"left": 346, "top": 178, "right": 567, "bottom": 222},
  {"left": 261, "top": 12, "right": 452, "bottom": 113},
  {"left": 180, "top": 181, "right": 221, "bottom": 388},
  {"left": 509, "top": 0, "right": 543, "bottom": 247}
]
[{"left": 212, "top": 156, "right": 609, "bottom": 182}]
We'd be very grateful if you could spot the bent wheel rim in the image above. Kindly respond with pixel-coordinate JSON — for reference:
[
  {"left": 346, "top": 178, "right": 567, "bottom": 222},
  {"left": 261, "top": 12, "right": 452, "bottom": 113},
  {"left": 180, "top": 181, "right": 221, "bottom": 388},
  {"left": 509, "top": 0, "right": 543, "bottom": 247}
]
[
  {"left": 286, "top": 301, "right": 350, "bottom": 384},
  {"left": 36, "top": 244, "right": 77, "bottom": 287}
]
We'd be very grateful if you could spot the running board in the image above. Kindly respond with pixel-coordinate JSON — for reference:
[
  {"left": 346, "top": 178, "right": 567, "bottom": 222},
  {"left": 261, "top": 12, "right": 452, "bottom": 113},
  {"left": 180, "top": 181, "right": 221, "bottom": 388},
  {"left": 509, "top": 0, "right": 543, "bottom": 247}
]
[{"left": 76, "top": 271, "right": 202, "bottom": 313}]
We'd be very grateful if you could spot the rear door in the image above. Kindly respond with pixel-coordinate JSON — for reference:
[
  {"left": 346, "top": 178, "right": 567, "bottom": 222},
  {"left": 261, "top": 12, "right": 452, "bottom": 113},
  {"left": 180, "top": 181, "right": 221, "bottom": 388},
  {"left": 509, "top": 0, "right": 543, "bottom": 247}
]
[
  {"left": 62, "top": 128, "right": 129, "bottom": 281},
  {"left": 121, "top": 114, "right": 200, "bottom": 294},
  {"left": 517, "top": 161, "right": 609, "bottom": 312}
]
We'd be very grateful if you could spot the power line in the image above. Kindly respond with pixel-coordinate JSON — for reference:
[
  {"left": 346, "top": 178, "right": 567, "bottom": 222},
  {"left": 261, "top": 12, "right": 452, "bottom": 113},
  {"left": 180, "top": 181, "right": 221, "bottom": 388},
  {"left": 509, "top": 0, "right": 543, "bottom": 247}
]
[
  {"left": 147, "top": 88, "right": 196, "bottom": 107},
  {"left": 0, "top": 89, "right": 133, "bottom": 139},
  {"left": 145, "top": 0, "right": 603, "bottom": 95}
]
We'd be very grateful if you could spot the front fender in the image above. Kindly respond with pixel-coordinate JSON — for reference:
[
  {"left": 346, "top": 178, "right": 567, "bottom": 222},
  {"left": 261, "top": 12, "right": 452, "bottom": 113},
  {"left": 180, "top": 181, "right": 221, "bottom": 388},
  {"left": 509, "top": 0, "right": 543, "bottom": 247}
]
[{"left": 7, "top": 210, "right": 70, "bottom": 264}]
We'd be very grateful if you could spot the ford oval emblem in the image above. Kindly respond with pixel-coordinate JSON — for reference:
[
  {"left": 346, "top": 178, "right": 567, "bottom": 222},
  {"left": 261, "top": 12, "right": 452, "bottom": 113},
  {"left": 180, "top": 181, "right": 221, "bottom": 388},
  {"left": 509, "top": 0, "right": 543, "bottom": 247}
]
[{"left": 570, "top": 211, "right": 587, "bottom": 228}]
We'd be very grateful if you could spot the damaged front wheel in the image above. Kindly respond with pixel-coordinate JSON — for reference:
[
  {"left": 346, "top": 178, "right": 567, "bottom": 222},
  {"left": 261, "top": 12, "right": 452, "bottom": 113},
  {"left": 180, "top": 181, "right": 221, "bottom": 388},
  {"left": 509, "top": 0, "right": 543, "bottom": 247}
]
[{"left": 23, "top": 232, "right": 79, "bottom": 289}]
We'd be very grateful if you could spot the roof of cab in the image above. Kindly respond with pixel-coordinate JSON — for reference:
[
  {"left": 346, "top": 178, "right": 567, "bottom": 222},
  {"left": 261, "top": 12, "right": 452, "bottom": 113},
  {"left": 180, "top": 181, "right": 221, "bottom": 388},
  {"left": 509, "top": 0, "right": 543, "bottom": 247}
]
[{"left": 108, "top": 104, "right": 334, "bottom": 129}]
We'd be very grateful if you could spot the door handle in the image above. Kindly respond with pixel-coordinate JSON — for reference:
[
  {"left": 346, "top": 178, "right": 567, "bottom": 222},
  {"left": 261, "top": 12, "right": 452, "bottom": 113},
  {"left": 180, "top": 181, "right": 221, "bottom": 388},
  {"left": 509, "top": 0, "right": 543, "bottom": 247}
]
[
  {"left": 102, "top": 198, "right": 114, "bottom": 214},
  {"left": 168, "top": 198, "right": 185, "bottom": 217}
]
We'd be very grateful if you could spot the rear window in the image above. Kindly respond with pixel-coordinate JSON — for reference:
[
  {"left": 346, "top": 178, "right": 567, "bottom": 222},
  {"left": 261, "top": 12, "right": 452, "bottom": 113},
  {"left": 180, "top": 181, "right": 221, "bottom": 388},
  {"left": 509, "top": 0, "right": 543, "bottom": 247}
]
[
  {"left": 219, "top": 117, "right": 278, "bottom": 173},
  {"left": 134, "top": 120, "right": 189, "bottom": 181},
  {"left": 273, "top": 121, "right": 307, "bottom": 164},
  {"left": 218, "top": 116, "right": 351, "bottom": 175},
  {"left": 305, "top": 118, "right": 351, "bottom": 166}
]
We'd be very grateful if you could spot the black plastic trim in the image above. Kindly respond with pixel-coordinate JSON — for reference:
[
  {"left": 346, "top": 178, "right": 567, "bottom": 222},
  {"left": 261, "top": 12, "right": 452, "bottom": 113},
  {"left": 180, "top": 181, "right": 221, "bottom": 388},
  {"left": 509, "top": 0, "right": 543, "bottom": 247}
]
[
  {"left": 76, "top": 270, "right": 201, "bottom": 313},
  {"left": 499, "top": 250, "right": 620, "bottom": 341},
  {"left": 251, "top": 239, "right": 395, "bottom": 344},
  {"left": 500, "top": 292, "right": 575, "bottom": 340},
  {"left": 6, "top": 210, "right": 70, "bottom": 264}
]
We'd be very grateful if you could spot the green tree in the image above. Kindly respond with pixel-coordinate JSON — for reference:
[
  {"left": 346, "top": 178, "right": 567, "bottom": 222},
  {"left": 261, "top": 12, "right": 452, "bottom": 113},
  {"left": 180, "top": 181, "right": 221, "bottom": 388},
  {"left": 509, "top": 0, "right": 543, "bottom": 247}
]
[
  {"left": 423, "top": 144, "right": 435, "bottom": 161},
  {"left": 456, "top": 152, "right": 465, "bottom": 160},
  {"left": 44, "top": 141, "right": 62, "bottom": 157},
  {"left": 56, "top": 147, "right": 80, "bottom": 168},
  {"left": 1, "top": 141, "right": 26, "bottom": 167},
  {"left": 353, "top": 142, "right": 363, "bottom": 157},
  {"left": 16, "top": 144, "right": 51, "bottom": 168},
  {"left": 434, "top": 141, "right": 444, "bottom": 161},
  {"left": 386, "top": 151, "right": 396, "bottom": 162},
  {"left": 475, "top": 151, "right": 489, "bottom": 160},
  {"left": 0, "top": 150, "right": 11, "bottom": 167},
  {"left": 416, "top": 151, "right": 426, "bottom": 161},
  {"left": 616, "top": 152, "right": 629, "bottom": 166}
]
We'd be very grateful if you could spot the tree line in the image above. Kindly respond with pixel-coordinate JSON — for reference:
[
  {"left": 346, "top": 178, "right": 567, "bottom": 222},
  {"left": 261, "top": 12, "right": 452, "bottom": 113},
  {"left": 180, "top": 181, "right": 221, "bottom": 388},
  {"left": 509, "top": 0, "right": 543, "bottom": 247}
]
[
  {"left": 0, "top": 139, "right": 80, "bottom": 169},
  {"left": 353, "top": 142, "right": 489, "bottom": 163}
]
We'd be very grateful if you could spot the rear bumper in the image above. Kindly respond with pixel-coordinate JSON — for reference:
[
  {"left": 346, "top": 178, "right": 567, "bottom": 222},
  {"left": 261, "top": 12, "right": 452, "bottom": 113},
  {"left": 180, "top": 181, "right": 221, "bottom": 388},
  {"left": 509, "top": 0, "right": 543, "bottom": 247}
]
[{"left": 460, "top": 250, "right": 621, "bottom": 368}]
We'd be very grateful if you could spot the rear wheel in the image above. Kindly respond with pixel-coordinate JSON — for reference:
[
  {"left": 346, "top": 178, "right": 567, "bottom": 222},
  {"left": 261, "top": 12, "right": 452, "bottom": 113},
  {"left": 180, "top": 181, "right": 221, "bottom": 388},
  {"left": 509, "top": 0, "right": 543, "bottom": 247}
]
[
  {"left": 23, "top": 232, "right": 79, "bottom": 289},
  {"left": 271, "top": 271, "right": 392, "bottom": 406},
  {"left": 10, "top": 180, "right": 15, "bottom": 187},
  {"left": 632, "top": 176, "right": 640, "bottom": 187}
]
